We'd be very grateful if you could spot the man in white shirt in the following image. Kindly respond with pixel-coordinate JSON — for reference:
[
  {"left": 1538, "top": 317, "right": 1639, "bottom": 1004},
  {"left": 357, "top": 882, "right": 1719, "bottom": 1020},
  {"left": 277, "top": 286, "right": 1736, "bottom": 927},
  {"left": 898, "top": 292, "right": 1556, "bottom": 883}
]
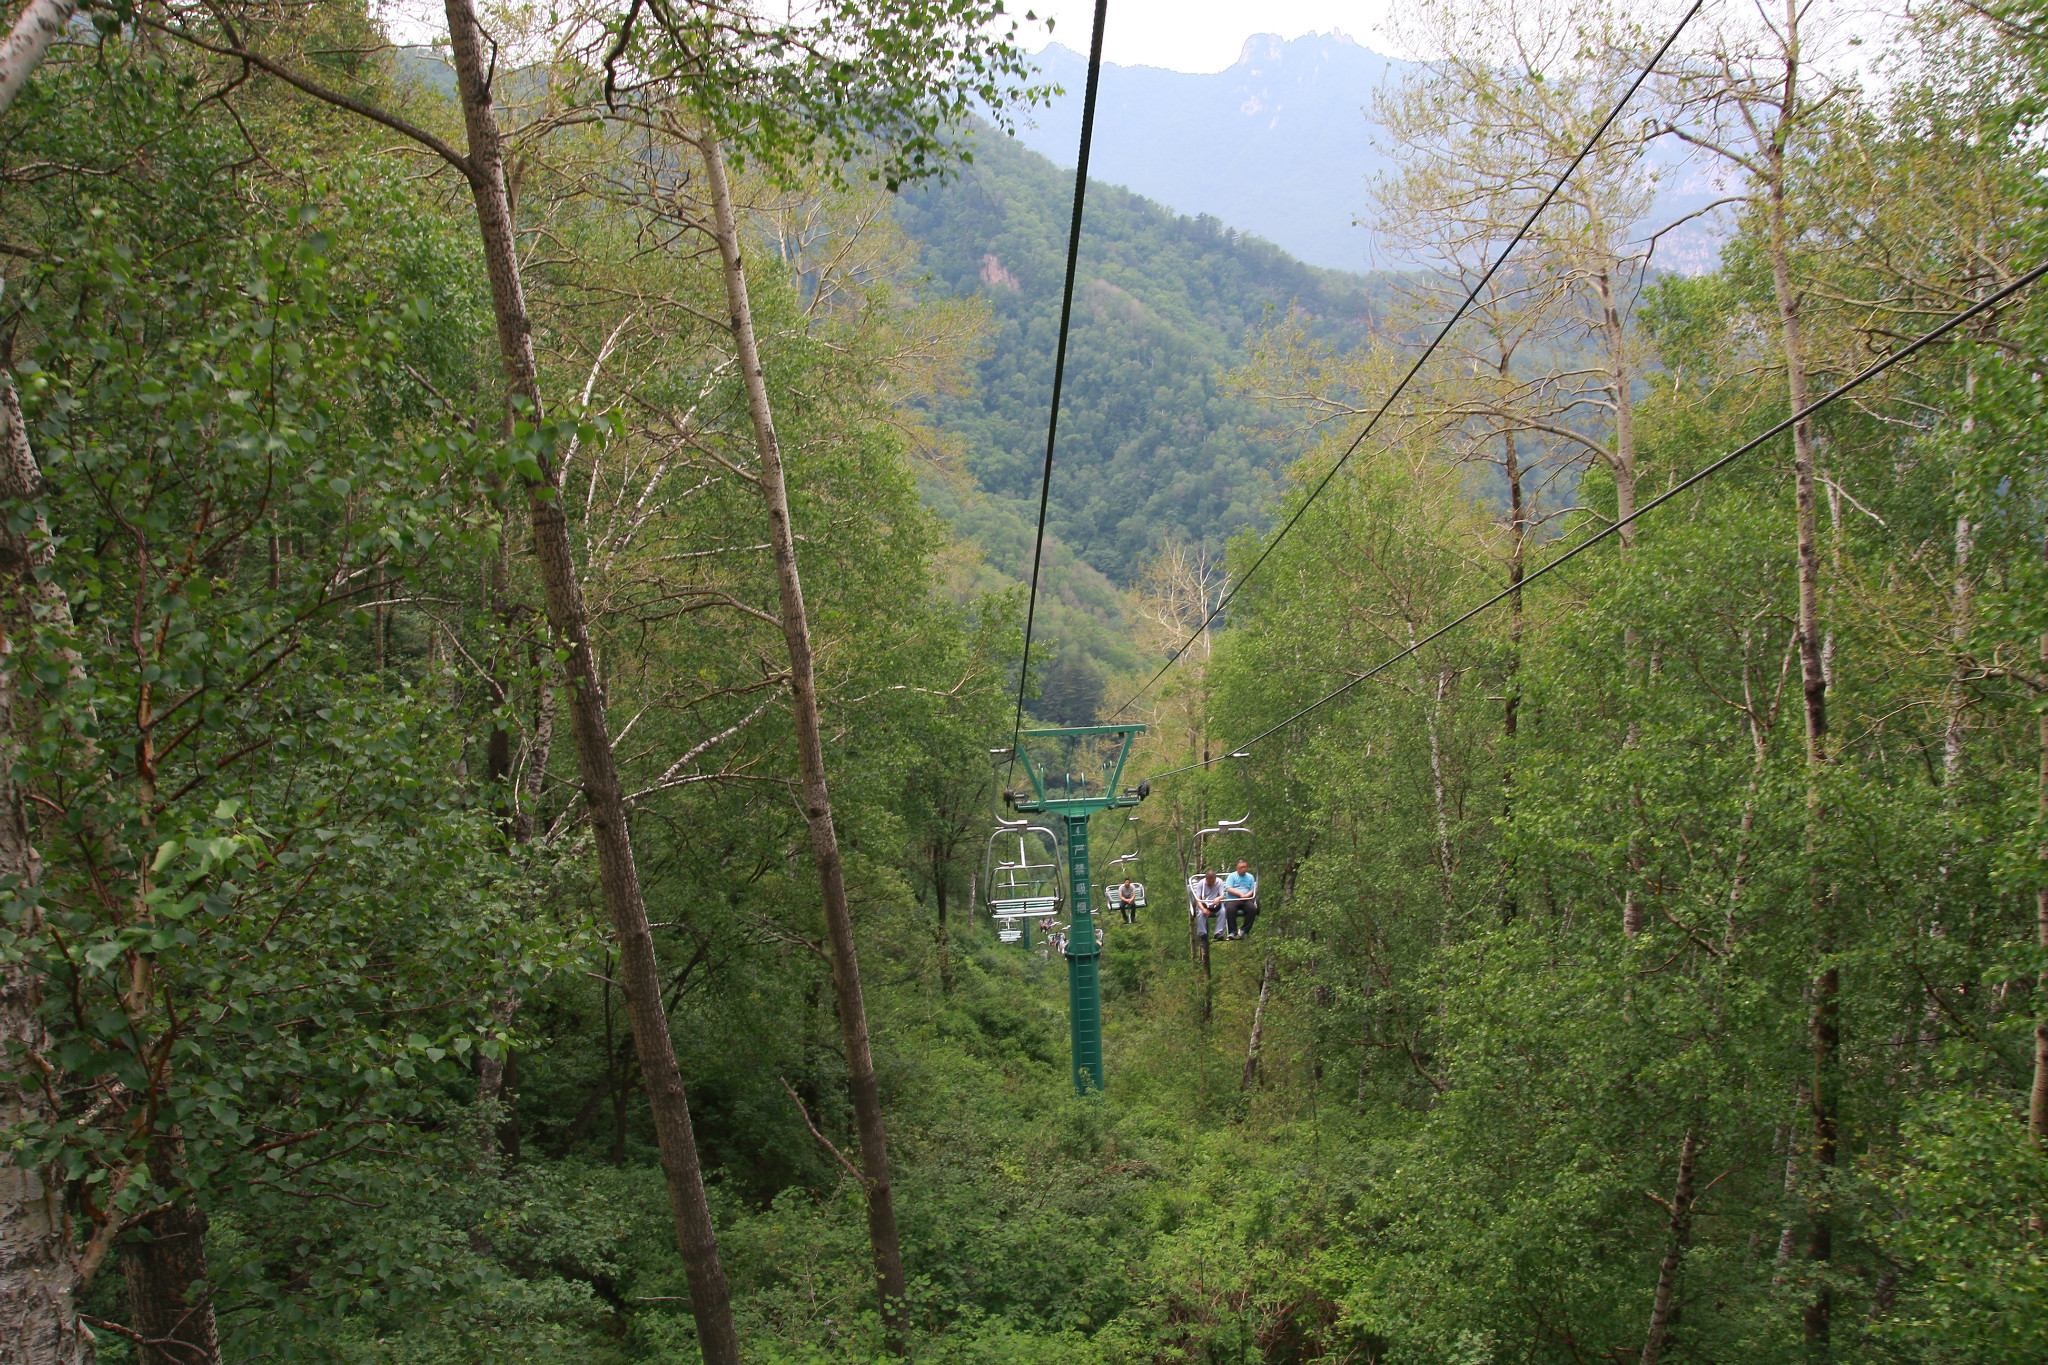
[{"left": 1194, "top": 871, "right": 1225, "bottom": 938}]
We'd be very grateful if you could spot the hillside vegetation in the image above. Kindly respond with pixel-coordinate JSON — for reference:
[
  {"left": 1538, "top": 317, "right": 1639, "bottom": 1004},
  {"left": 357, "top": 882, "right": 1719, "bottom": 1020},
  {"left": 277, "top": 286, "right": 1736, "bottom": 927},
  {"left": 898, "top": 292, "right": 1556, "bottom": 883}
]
[{"left": 898, "top": 125, "right": 1397, "bottom": 717}]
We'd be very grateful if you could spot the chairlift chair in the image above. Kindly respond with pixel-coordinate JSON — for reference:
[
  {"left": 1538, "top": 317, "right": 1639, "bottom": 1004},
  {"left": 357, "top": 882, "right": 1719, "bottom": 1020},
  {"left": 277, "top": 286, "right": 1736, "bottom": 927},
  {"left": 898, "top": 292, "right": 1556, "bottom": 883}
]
[
  {"left": 1102, "top": 851, "right": 1146, "bottom": 915},
  {"left": 983, "top": 817, "right": 1064, "bottom": 930},
  {"left": 1185, "top": 813, "right": 1256, "bottom": 929}
]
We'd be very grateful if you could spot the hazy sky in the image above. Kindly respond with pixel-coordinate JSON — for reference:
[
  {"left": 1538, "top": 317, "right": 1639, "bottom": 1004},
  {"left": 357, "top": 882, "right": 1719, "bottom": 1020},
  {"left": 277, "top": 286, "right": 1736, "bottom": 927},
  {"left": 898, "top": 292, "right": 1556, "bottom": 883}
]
[
  {"left": 1016, "top": 1, "right": 1403, "bottom": 71},
  {"left": 371, "top": 1, "right": 1885, "bottom": 85},
  {"left": 374, "top": 0, "right": 1404, "bottom": 72}
]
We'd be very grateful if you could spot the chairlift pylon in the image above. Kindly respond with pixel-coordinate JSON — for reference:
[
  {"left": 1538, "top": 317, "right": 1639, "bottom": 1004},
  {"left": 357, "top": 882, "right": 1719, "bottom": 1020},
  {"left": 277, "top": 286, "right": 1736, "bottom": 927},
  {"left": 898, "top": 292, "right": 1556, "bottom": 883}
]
[{"left": 988, "top": 724, "right": 1148, "bottom": 1095}]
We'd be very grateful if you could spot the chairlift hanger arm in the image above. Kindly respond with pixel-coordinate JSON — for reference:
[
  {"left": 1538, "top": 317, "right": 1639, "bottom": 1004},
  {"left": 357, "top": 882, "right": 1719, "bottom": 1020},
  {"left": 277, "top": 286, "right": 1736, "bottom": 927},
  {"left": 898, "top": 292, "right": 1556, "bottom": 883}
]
[{"left": 1006, "top": 723, "right": 1147, "bottom": 815}]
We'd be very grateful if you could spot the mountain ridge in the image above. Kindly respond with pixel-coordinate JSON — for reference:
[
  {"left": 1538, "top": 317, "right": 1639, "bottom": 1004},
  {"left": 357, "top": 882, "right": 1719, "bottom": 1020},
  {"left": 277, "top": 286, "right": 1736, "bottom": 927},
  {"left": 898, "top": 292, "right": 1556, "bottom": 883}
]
[{"left": 1011, "top": 32, "right": 1412, "bottom": 273}]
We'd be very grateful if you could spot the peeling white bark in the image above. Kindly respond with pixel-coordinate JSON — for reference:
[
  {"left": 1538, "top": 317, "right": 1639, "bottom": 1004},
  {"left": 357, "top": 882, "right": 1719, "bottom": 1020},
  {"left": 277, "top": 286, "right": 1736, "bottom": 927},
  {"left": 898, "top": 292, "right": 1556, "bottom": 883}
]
[
  {"left": 0, "top": 0, "right": 78, "bottom": 120},
  {"left": 0, "top": 371, "right": 90, "bottom": 1364}
]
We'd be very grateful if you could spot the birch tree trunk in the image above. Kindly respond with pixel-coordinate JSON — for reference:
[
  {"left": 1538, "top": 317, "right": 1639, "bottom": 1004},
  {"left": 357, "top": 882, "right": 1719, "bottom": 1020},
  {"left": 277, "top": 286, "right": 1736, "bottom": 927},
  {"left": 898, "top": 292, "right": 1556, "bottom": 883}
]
[
  {"left": 0, "top": 0, "right": 75, "bottom": 119},
  {"left": 1638, "top": 1128, "right": 1699, "bottom": 1365},
  {"left": 1500, "top": 428, "right": 1522, "bottom": 922},
  {"left": 1751, "top": 7, "right": 1835, "bottom": 1346},
  {"left": 2031, "top": 530, "right": 2047, "bottom": 1158},
  {"left": 438, "top": 3, "right": 739, "bottom": 1357},
  {"left": 697, "top": 129, "right": 908, "bottom": 1354},
  {"left": 1944, "top": 515, "right": 1973, "bottom": 783},
  {"left": 0, "top": 11, "right": 93, "bottom": 1351},
  {"left": 1768, "top": 139, "right": 1840, "bottom": 1365},
  {"left": 0, "top": 365, "right": 90, "bottom": 1365},
  {"left": 1592, "top": 263, "right": 1638, "bottom": 548},
  {"left": 1240, "top": 952, "right": 1277, "bottom": 1092}
]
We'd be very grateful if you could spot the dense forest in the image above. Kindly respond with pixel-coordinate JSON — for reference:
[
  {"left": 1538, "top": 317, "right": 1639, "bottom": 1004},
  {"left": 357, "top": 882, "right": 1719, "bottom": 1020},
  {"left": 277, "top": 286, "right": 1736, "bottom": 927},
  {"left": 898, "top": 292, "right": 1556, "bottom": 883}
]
[{"left": 0, "top": 1, "right": 2044, "bottom": 1364}]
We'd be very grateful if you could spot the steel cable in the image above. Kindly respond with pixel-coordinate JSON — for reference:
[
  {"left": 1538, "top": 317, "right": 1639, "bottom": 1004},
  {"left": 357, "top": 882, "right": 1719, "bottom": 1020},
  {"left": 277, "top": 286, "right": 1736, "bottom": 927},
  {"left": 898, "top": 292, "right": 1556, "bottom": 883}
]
[
  {"left": 1009, "top": 0, "right": 1111, "bottom": 753},
  {"left": 1104, "top": 0, "right": 1704, "bottom": 722}
]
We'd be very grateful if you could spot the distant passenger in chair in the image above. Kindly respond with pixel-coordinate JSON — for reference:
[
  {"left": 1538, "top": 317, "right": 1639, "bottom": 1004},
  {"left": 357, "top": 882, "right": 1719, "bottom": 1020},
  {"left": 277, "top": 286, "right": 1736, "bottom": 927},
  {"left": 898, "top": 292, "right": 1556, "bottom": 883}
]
[
  {"left": 1116, "top": 879, "right": 1140, "bottom": 925},
  {"left": 1224, "top": 860, "right": 1258, "bottom": 939}
]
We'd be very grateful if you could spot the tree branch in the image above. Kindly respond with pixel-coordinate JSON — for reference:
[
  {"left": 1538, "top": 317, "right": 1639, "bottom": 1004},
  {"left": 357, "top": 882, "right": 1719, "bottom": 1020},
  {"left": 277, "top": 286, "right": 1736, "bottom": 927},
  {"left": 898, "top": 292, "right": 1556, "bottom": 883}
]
[
  {"left": 139, "top": 18, "right": 476, "bottom": 181},
  {"left": 780, "top": 1075, "right": 871, "bottom": 1190}
]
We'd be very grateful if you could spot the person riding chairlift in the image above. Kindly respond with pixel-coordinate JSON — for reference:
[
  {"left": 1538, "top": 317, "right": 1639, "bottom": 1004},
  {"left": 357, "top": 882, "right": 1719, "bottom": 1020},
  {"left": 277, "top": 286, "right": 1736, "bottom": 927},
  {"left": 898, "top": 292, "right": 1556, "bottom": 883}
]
[
  {"left": 1194, "top": 871, "right": 1227, "bottom": 938},
  {"left": 1223, "top": 859, "right": 1259, "bottom": 940},
  {"left": 1116, "top": 878, "right": 1140, "bottom": 925}
]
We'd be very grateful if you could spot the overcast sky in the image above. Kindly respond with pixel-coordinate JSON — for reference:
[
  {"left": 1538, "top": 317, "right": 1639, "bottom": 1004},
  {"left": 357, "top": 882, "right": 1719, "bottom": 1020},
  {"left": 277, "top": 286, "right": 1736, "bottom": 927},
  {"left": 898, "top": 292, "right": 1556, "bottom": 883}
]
[
  {"left": 372, "top": 0, "right": 1886, "bottom": 86},
  {"left": 1014, "top": 1, "right": 1403, "bottom": 71},
  {"left": 373, "top": 0, "right": 1406, "bottom": 72}
]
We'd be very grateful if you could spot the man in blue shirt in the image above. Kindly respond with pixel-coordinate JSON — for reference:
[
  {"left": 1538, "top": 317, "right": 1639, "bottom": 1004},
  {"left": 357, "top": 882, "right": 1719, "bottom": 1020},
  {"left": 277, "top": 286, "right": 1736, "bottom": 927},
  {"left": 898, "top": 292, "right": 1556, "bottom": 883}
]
[{"left": 1223, "top": 860, "right": 1259, "bottom": 939}]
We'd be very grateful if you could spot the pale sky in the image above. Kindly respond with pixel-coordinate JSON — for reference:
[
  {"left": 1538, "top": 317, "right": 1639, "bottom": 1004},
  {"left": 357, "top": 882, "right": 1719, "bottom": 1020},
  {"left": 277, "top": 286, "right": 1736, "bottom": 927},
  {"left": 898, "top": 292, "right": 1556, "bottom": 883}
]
[
  {"left": 373, "top": 0, "right": 1890, "bottom": 86},
  {"left": 374, "top": 0, "right": 1406, "bottom": 71},
  {"left": 1015, "top": 1, "right": 1403, "bottom": 71}
]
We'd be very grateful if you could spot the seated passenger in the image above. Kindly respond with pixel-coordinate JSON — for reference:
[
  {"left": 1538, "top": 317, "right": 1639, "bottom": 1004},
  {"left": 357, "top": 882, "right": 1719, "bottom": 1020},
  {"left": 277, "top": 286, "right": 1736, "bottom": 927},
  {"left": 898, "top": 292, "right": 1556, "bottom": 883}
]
[
  {"left": 1224, "top": 860, "right": 1259, "bottom": 939},
  {"left": 1194, "top": 871, "right": 1226, "bottom": 938}
]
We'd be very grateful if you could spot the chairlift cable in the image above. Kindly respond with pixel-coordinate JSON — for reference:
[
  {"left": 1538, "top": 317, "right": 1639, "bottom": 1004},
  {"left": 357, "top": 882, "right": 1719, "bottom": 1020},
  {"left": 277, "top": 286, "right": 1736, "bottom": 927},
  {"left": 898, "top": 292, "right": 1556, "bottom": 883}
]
[
  {"left": 1142, "top": 256, "right": 2048, "bottom": 783},
  {"left": 1103, "top": 0, "right": 1705, "bottom": 722},
  {"left": 1010, "top": 0, "right": 1112, "bottom": 756}
]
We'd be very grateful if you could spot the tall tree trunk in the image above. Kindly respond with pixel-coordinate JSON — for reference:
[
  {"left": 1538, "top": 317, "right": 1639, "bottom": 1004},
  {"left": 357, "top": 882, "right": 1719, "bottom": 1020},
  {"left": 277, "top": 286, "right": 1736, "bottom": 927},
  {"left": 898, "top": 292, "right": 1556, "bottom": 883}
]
[
  {"left": 1639, "top": 1128, "right": 1699, "bottom": 1365},
  {"left": 1241, "top": 952, "right": 1277, "bottom": 1091},
  {"left": 0, "top": 0, "right": 75, "bottom": 118},
  {"left": 1501, "top": 428, "right": 1523, "bottom": 923},
  {"left": 2031, "top": 531, "right": 2047, "bottom": 1161},
  {"left": 698, "top": 130, "right": 907, "bottom": 1354},
  {"left": 1760, "top": 11, "right": 1834, "bottom": 1346},
  {"left": 1773, "top": 1127, "right": 1799, "bottom": 1280},
  {"left": 438, "top": 4, "right": 738, "bottom": 1357},
  {"left": 120, "top": 1145, "right": 217, "bottom": 1365},
  {"left": 934, "top": 846, "right": 953, "bottom": 996},
  {"left": 0, "top": 367, "right": 90, "bottom": 1365},
  {"left": 1727, "top": 644, "right": 1768, "bottom": 950},
  {"left": 1591, "top": 266, "right": 1645, "bottom": 938},
  {"left": 1804, "top": 965, "right": 1839, "bottom": 1349},
  {"left": 480, "top": 643, "right": 552, "bottom": 1158},
  {"left": 1943, "top": 515, "right": 1972, "bottom": 784},
  {"left": 1420, "top": 660, "right": 1455, "bottom": 917},
  {"left": 1593, "top": 265, "right": 1638, "bottom": 548},
  {"left": 1765, "top": 57, "right": 1828, "bottom": 795},
  {"left": 119, "top": 687, "right": 205, "bottom": 1355},
  {"left": 476, "top": 991, "right": 521, "bottom": 1163}
]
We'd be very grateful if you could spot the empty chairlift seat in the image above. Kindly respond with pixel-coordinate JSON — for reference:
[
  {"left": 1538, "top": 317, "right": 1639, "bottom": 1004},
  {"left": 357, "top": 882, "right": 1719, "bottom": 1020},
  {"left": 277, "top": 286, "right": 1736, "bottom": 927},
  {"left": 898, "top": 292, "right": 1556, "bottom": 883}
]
[
  {"left": 984, "top": 821, "right": 1064, "bottom": 931},
  {"left": 991, "top": 890, "right": 1061, "bottom": 920}
]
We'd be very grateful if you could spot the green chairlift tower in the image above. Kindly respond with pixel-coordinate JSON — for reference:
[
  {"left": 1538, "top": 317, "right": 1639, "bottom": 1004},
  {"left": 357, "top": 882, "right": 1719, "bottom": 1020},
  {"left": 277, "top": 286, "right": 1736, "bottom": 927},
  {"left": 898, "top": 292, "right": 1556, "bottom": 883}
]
[{"left": 1000, "top": 724, "right": 1147, "bottom": 1095}]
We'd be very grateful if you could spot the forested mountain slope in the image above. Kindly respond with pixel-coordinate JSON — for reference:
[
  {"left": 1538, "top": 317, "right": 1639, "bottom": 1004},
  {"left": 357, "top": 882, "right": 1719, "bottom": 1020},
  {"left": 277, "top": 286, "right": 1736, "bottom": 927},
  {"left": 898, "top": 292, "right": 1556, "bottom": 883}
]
[
  {"left": 894, "top": 125, "right": 1398, "bottom": 717},
  {"left": 899, "top": 123, "right": 1395, "bottom": 581}
]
